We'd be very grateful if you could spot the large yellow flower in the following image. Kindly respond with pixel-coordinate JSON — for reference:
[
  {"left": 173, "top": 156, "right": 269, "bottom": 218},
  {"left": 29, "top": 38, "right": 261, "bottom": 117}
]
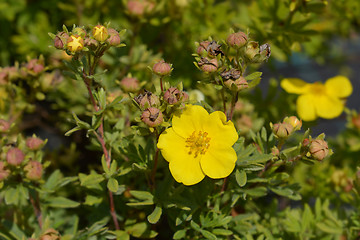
[
  {"left": 281, "top": 76, "right": 352, "bottom": 121},
  {"left": 157, "top": 105, "right": 238, "bottom": 186}
]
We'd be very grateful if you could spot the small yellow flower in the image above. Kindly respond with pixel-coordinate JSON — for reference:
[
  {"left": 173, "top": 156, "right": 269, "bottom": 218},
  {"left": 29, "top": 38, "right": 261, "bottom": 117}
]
[
  {"left": 281, "top": 76, "right": 352, "bottom": 121},
  {"left": 157, "top": 105, "right": 238, "bottom": 185},
  {"left": 92, "top": 25, "right": 109, "bottom": 42},
  {"left": 67, "top": 34, "right": 84, "bottom": 53}
]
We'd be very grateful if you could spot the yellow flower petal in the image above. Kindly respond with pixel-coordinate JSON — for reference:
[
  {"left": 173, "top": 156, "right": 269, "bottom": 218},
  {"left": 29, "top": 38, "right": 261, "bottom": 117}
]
[
  {"left": 281, "top": 78, "right": 310, "bottom": 94},
  {"left": 157, "top": 127, "right": 205, "bottom": 185},
  {"left": 172, "top": 105, "right": 209, "bottom": 138},
  {"left": 206, "top": 111, "right": 238, "bottom": 148},
  {"left": 325, "top": 75, "right": 353, "bottom": 98},
  {"left": 200, "top": 146, "right": 237, "bottom": 179},
  {"left": 296, "top": 94, "right": 317, "bottom": 121},
  {"left": 315, "top": 95, "right": 344, "bottom": 119}
]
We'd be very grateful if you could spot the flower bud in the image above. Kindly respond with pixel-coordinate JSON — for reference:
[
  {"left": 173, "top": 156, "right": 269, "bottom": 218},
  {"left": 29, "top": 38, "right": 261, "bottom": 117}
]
[
  {"left": 207, "top": 41, "right": 224, "bottom": 57},
  {"left": 272, "top": 122, "right": 294, "bottom": 138},
  {"left": 245, "top": 41, "right": 259, "bottom": 61},
  {"left": 54, "top": 31, "right": 69, "bottom": 49},
  {"left": 127, "top": 0, "right": 155, "bottom": 16},
  {"left": 66, "top": 35, "right": 84, "bottom": 53},
  {"left": 135, "top": 91, "right": 160, "bottom": 109},
  {"left": 196, "top": 41, "right": 210, "bottom": 55},
  {"left": 309, "top": 139, "right": 329, "bottom": 161},
  {"left": 24, "top": 161, "right": 43, "bottom": 181},
  {"left": 0, "top": 162, "right": 10, "bottom": 181},
  {"left": 283, "top": 116, "right": 302, "bottom": 131},
  {"left": 120, "top": 77, "right": 140, "bottom": 93},
  {"left": 40, "top": 228, "right": 60, "bottom": 240},
  {"left": 164, "top": 87, "right": 183, "bottom": 104},
  {"left": 107, "top": 28, "right": 121, "bottom": 46},
  {"left": 224, "top": 76, "right": 248, "bottom": 92},
  {"left": 352, "top": 114, "right": 360, "bottom": 130},
  {"left": 226, "top": 31, "right": 248, "bottom": 48},
  {"left": 271, "top": 146, "right": 280, "bottom": 156},
  {"left": 92, "top": 25, "right": 109, "bottom": 42},
  {"left": 7, "top": 148, "right": 25, "bottom": 166},
  {"left": 26, "top": 59, "right": 44, "bottom": 74},
  {"left": 302, "top": 138, "right": 310, "bottom": 147},
  {"left": 0, "top": 119, "right": 10, "bottom": 132},
  {"left": 26, "top": 136, "right": 44, "bottom": 150},
  {"left": 153, "top": 60, "right": 172, "bottom": 76},
  {"left": 198, "top": 57, "right": 218, "bottom": 73},
  {"left": 72, "top": 27, "right": 87, "bottom": 37},
  {"left": 141, "top": 107, "right": 163, "bottom": 127},
  {"left": 84, "top": 37, "right": 98, "bottom": 49}
]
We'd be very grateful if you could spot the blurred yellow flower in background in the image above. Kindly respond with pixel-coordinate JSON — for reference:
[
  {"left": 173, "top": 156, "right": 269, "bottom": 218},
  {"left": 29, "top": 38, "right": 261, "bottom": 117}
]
[
  {"left": 157, "top": 105, "right": 238, "bottom": 186},
  {"left": 281, "top": 76, "right": 353, "bottom": 121}
]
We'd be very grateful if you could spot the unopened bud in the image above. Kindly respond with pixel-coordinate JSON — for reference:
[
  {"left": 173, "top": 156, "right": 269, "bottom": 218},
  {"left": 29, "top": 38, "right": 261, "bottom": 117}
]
[
  {"left": 227, "top": 31, "right": 248, "bottom": 48},
  {"left": 0, "top": 162, "right": 10, "bottom": 181},
  {"left": 302, "top": 138, "right": 310, "bottom": 147},
  {"left": 0, "top": 119, "right": 10, "bottom": 132},
  {"left": 127, "top": 0, "right": 155, "bottom": 16},
  {"left": 198, "top": 57, "right": 218, "bottom": 73},
  {"left": 40, "top": 228, "right": 60, "bottom": 240},
  {"left": 224, "top": 76, "right": 248, "bottom": 91},
  {"left": 164, "top": 87, "right": 185, "bottom": 105},
  {"left": 66, "top": 35, "right": 84, "bottom": 53},
  {"left": 283, "top": 116, "right": 302, "bottom": 131},
  {"left": 6, "top": 148, "right": 25, "bottom": 166},
  {"left": 309, "top": 139, "right": 329, "bottom": 161},
  {"left": 92, "top": 25, "right": 109, "bottom": 42},
  {"left": 141, "top": 108, "right": 163, "bottom": 127},
  {"left": 196, "top": 41, "right": 210, "bottom": 55},
  {"left": 107, "top": 28, "right": 121, "bottom": 46},
  {"left": 27, "top": 59, "right": 44, "bottom": 74},
  {"left": 26, "top": 136, "right": 44, "bottom": 150},
  {"left": 135, "top": 91, "right": 160, "bottom": 109},
  {"left": 72, "top": 27, "right": 87, "bottom": 38},
  {"left": 54, "top": 32, "right": 69, "bottom": 49},
  {"left": 24, "top": 161, "right": 43, "bottom": 181},
  {"left": 272, "top": 122, "right": 294, "bottom": 138},
  {"left": 245, "top": 41, "right": 259, "bottom": 61},
  {"left": 352, "top": 114, "right": 360, "bottom": 130},
  {"left": 120, "top": 77, "right": 140, "bottom": 92},
  {"left": 271, "top": 146, "right": 280, "bottom": 156},
  {"left": 84, "top": 37, "right": 98, "bottom": 49},
  {"left": 153, "top": 60, "right": 172, "bottom": 76}
]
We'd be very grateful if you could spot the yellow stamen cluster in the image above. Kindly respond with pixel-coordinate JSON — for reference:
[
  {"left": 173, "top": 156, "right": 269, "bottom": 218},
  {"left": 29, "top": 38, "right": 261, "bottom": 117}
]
[{"left": 185, "top": 131, "right": 211, "bottom": 158}]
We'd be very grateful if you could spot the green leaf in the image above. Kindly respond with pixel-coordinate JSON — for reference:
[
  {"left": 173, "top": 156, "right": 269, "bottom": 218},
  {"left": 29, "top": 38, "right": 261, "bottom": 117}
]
[
  {"left": 4, "top": 187, "right": 19, "bottom": 205},
  {"left": 147, "top": 205, "right": 162, "bottom": 224},
  {"left": 2, "top": 220, "right": 26, "bottom": 240},
  {"left": 245, "top": 71, "right": 262, "bottom": 81},
  {"left": 65, "top": 126, "right": 81, "bottom": 136},
  {"left": 235, "top": 169, "right": 247, "bottom": 187},
  {"left": 212, "top": 228, "right": 233, "bottom": 236},
  {"left": 84, "top": 195, "right": 103, "bottom": 206},
  {"left": 126, "top": 222, "right": 158, "bottom": 238},
  {"left": 110, "top": 160, "right": 117, "bottom": 175},
  {"left": 107, "top": 178, "right": 119, "bottom": 193},
  {"left": 79, "top": 172, "right": 105, "bottom": 188},
  {"left": 243, "top": 187, "right": 268, "bottom": 197},
  {"left": 316, "top": 222, "right": 342, "bottom": 234},
  {"left": 129, "top": 190, "right": 154, "bottom": 201},
  {"left": 46, "top": 196, "right": 80, "bottom": 208},
  {"left": 173, "top": 229, "right": 187, "bottom": 239},
  {"left": 200, "top": 229, "right": 217, "bottom": 240},
  {"left": 190, "top": 221, "right": 201, "bottom": 231},
  {"left": 270, "top": 187, "right": 293, "bottom": 197},
  {"left": 109, "top": 230, "right": 130, "bottom": 240},
  {"left": 101, "top": 155, "right": 110, "bottom": 176}
]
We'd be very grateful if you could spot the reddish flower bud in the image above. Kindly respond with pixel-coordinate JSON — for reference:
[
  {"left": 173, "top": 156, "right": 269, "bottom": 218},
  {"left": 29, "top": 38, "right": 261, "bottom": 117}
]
[
  {"left": 0, "top": 162, "right": 10, "bottom": 181},
  {"left": 271, "top": 146, "right": 280, "bottom": 156},
  {"left": 106, "top": 28, "right": 121, "bottom": 46},
  {"left": 26, "top": 136, "right": 44, "bottom": 150},
  {"left": 309, "top": 139, "right": 329, "bottom": 161},
  {"left": 127, "top": 0, "right": 155, "bottom": 16},
  {"left": 6, "top": 148, "right": 25, "bottom": 166},
  {"left": 164, "top": 87, "right": 182, "bottom": 104},
  {"left": 135, "top": 91, "right": 160, "bottom": 109},
  {"left": 141, "top": 108, "right": 163, "bottom": 127},
  {"left": 0, "top": 119, "right": 10, "bottom": 132},
  {"left": 26, "top": 59, "right": 44, "bottom": 74},
  {"left": 196, "top": 41, "right": 210, "bottom": 55},
  {"left": 120, "top": 77, "right": 140, "bottom": 92},
  {"left": 224, "top": 76, "right": 248, "bottom": 91},
  {"left": 272, "top": 122, "right": 294, "bottom": 138},
  {"left": 84, "top": 37, "right": 98, "bottom": 49},
  {"left": 198, "top": 57, "right": 218, "bottom": 73},
  {"left": 302, "top": 138, "right": 310, "bottom": 147},
  {"left": 153, "top": 60, "right": 172, "bottom": 76},
  {"left": 92, "top": 25, "right": 109, "bottom": 42},
  {"left": 54, "top": 32, "right": 69, "bottom": 49},
  {"left": 24, "top": 161, "right": 43, "bottom": 181},
  {"left": 226, "top": 31, "right": 248, "bottom": 48},
  {"left": 352, "top": 114, "right": 360, "bottom": 130}
]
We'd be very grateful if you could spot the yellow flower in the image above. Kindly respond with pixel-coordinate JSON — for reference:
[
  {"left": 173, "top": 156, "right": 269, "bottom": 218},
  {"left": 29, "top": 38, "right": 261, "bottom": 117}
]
[
  {"left": 157, "top": 105, "right": 238, "bottom": 185},
  {"left": 281, "top": 76, "right": 352, "bottom": 121},
  {"left": 67, "top": 35, "right": 84, "bottom": 53},
  {"left": 92, "top": 25, "right": 109, "bottom": 42}
]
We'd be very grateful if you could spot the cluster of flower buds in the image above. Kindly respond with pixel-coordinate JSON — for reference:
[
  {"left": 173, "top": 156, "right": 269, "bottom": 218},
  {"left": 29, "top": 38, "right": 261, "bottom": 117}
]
[
  {"left": 0, "top": 66, "right": 19, "bottom": 83},
  {"left": 1, "top": 136, "right": 45, "bottom": 182},
  {"left": 221, "top": 68, "right": 248, "bottom": 92},
  {"left": 22, "top": 57, "right": 45, "bottom": 76},
  {"left": 163, "top": 87, "right": 189, "bottom": 105},
  {"left": 127, "top": 0, "right": 155, "bottom": 17},
  {"left": 331, "top": 170, "right": 353, "bottom": 193},
  {"left": 52, "top": 24, "right": 122, "bottom": 55},
  {"left": 272, "top": 116, "right": 302, "bottom": 139},
  {"left": 195, "top": 41, "right": 223, "bottom": 73}
]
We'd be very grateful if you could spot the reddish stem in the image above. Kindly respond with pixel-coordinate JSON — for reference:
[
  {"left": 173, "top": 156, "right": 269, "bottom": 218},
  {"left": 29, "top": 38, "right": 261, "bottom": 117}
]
[{"left": 29, "top": 194, "right": 42, "bottom": 229}]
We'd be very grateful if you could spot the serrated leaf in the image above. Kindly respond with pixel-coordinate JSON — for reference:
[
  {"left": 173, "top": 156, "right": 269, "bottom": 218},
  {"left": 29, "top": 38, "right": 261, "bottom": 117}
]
[
  {"left": 147, "top": 205, "right": 162, "bottom": 224},
  {"left": 46, "top": 196, "right": 80, "bottom": 208},
  {"left": 235, "top": 170, "right": 247, "bottom": 187},
  {"left": 107, "top": 178, "right": 119, "bottom": 193}
]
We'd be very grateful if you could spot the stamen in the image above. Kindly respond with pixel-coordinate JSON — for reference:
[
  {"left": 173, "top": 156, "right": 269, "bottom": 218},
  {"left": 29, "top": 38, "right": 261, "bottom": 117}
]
[{"left": 185, "top": 131, "right": 211, "bottom": 158}]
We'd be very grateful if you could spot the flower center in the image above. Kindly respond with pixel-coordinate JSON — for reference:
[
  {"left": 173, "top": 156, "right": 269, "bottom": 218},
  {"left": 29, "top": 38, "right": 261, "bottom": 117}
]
[
  {"left": 309, "top": 82, "right": 326, "bottom": 95},
  {"left": 185, "top": 131, "right": 211, "bottom": 158}
]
